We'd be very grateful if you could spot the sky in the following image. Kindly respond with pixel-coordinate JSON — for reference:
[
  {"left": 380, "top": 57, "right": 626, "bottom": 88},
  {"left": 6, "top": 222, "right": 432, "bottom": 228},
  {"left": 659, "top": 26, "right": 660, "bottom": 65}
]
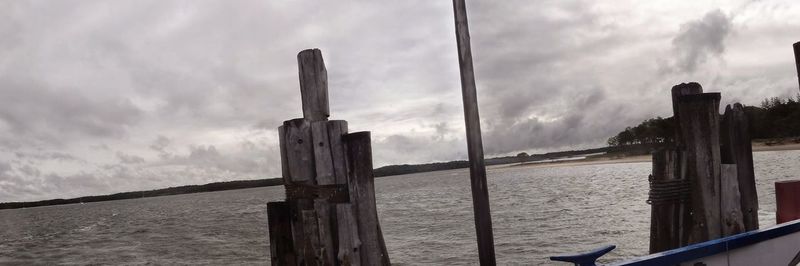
[{"left": 1, "top": 0, "right": 799, "bottom": 202}]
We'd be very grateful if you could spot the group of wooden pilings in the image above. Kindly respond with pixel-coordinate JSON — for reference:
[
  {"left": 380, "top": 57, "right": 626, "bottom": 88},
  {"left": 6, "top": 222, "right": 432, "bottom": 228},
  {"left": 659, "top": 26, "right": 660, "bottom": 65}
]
[
  {"left": 267, "top": 49, "right": 390, "bottom": 265},
  {"left": 649, "top": 82, "right": 759, "bottom": 253}
]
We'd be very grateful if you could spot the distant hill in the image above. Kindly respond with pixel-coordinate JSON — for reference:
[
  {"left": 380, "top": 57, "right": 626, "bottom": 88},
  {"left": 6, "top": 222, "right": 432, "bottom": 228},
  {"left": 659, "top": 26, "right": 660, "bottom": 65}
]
[{"left": 0, "top": 178, "right": 282, "bottom": 210}]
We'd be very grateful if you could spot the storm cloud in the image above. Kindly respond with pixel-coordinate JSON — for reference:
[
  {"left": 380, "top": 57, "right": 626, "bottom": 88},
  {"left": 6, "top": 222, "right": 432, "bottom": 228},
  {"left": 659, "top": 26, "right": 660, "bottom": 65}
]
[
  {"left": 1, "top": 0, "right": 799, "bottom": 202},
  {"left": 670, "top": 10, "right": 733, "bottom": 73}
]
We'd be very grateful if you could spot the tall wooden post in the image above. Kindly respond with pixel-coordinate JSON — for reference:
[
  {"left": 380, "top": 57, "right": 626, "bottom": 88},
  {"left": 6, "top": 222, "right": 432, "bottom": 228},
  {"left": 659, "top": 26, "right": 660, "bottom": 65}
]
[
  {"left": 452, "top": 0, "right": 496, "bottom": 264},
  {"left": 720, "top": 103, "right": 759, "bottom": 231},
  {"left": 793, "top": 42, "right": 800, "bottom": 92},
  {"left": 677, "top": 92, "right": 722, "bottom": 244},
  {"left": 269, "top": 49, "right": 389, "bottom": 265}
]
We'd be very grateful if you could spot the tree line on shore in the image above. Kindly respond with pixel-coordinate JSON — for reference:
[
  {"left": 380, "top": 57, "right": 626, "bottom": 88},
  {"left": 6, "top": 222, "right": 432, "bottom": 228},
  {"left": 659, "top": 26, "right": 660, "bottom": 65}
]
[
  {"left": 0, "top": 178, "right": 282, "bottom": 209},
  {"left": 607, "top": 95, "right": 800, "bottom": 146}
]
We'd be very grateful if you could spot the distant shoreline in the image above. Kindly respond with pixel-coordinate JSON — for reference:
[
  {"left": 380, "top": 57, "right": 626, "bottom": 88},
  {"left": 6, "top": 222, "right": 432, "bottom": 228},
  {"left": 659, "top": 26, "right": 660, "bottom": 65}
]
[
  {"left": 4, "top": 140, "right": 798, "bottom": 210},
  {"left": 510, "top": 139, "right": 800, "bottom": 169},
  {"left": 0, "top": 178, "right": 283, "bottom": 210}
]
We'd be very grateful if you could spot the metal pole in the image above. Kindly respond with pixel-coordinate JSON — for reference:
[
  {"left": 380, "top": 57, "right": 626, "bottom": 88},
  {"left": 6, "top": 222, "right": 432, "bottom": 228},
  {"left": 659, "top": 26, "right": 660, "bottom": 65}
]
[{"left": 452, "top": 0, "right": 496, "bottom": 264}]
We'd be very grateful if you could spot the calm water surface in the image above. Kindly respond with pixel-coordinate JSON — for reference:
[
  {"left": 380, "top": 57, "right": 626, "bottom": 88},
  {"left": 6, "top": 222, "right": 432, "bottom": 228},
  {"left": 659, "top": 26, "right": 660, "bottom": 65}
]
[{"left": 1, "top": 150, "right": 799, "bottom": 265}]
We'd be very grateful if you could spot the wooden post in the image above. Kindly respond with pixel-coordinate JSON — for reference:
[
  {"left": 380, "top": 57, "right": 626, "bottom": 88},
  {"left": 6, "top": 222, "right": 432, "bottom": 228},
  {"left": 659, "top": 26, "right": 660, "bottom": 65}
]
[
  {"left": 328, "top": 121, "right": 361, "bottom": 265},
  {"left": 677, "top": 92, "right": 722, "bottom": 244},
  {"left": 345, "top": 132, "right": 390, "bottom": 266},
  {"left": 793, "top": 42, "right": 800, "bottom": 91},
  {"left": 720, "top": 103, "right": 759, "bottom": 231},
  {"left": 269, "top": 49, "right": 390, "bottom": 265},
  {"left": 310, "top": 120, "right": 337, "bottom": 264},
  {"left": 720, "top": 164, "right": 744, "bottom": 236},
  {"left": 671, "top": 82, "right": 703, "bottom": 148},
  {"left": 649, "top": 149, "right": 689, "bottom": 253},
  {"left": 666, "top": 83, "right": 701, "bottom": 249},
  {"left": 279, "top": 118, "right": 320, "bottom": 264},
  {"left": 452, "top": 1, "right": 496, "bottom": 264},
  {"left": 298, "top": 49, "right": 330, "bottom": 121},
  {"left": 268, "top": 202, "right": 297, "bottom": 265}
]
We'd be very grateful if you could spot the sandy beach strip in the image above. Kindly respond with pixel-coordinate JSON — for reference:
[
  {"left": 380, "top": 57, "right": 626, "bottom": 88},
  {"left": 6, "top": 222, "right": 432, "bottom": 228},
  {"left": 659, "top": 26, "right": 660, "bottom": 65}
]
[{"left": 507, "top": 142, "right": 800, "bottom": 170}]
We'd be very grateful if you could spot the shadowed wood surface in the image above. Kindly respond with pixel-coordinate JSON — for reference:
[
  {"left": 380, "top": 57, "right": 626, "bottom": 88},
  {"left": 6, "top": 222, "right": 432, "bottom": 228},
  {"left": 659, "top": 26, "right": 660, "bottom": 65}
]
[
  {"left": 677, "top": 92, "right": 722, "bottom": 244},
  {"left": 670, "top": 82, "right": 703, "bottom": 148},
  {"left": 345, "top": 132, "right": 390, "bottom": 266},
  {"left": 268, "top": 202, "right": 297, "bottom": 266},
  {"left": 649, "top": 149, "right": 691, "bottom": 253},
  {"left": 649, "top": 149, "right": 680, "bottom": 253},
  {"left": 721, "top": 103, "right": 759, "bottom": 231}
]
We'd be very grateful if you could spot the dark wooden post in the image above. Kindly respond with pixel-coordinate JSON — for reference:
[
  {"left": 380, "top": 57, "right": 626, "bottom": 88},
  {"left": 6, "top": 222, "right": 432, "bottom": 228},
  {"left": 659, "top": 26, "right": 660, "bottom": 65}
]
[
  {"left": 671, "top": 82, "right": 703, "bottom": 148},
  {"left": 720, "top": 103, "right": 759, "bottom": 231},
  {"left": 270, "top": 49, "right": 390, "bottom": 265},
  {"left": 452, "top": 0, "right": 496, "bottom": 264},
  {"left": 345, "top": 132, "right": 390, "bottom": 266},
  {"left": 649, "top": 149, "right": 689, "bottom": 253},
  {"left": 677, "top": 92, "right": 722, "bottom": 244},
  {"left": 793, "top": 42, "right": 800, "bottom": 91},
  {"left": 268, "top": 202, "right": 297, "bottom": 265}
]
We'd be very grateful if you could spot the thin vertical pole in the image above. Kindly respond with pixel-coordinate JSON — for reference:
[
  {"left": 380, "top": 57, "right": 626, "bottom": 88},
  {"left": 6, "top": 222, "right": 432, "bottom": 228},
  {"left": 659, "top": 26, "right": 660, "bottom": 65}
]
[
  {"left": 452, "top": 0, "right": 496, "bottom": 264},
  {"left": 793, "top": 42, "right": 800, "bottom": 92}
]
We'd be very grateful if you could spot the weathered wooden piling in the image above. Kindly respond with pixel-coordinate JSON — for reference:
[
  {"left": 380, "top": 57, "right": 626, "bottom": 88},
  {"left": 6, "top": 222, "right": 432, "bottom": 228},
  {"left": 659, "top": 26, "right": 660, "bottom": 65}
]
[
  {"left": 648, "top": 149, "right": 688, "bottom": 253},
  {"left": 268, "top": 49, "right": 390, "bottom": 266},
  {"left": 345, "top": 132, "right": 390, "bottom": 266},
  {"left": 268, "top": 201, "right": 297, "bottom": 265},
  {"left": 677, "top": 92, "right": 723, "bottom": 244},
  {"left": 650, "top": 83, "right": 760, "bottom": 252},
  {"left": 720, "top": 103, "right": 758, "bottom": 231}
]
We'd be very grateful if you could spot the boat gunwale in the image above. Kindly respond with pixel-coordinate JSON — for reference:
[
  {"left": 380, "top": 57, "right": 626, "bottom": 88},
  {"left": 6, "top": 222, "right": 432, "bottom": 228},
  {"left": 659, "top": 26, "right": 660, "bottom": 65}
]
[{"left": 613, "top": 218, "right": 800, "bottom": 265}]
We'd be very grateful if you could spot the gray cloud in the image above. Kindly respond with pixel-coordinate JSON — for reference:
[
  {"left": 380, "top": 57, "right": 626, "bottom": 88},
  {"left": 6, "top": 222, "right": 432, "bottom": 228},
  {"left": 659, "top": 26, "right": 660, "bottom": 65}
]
[
  {"left": 14, "top": 151, "right": 84, "bottom": 162},
  {"left": 0, "top": 161, "right": 10, "bottom": 175},
  {"left": 149, "top": 135, "right": 171, "bottom": 153},
  {"left": 670, "top": 10, "right": 733, "bottom": 73},
  {"left": 0, "top": 80, "right": 142, "bottom": 147},
  {"left": 116, "top": 152, "right": 145, "bottom": 164}
]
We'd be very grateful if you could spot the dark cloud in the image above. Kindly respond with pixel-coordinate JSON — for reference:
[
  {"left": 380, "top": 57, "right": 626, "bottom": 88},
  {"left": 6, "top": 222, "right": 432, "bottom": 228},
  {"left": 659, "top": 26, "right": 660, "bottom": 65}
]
[
  {"left": 0, "top": 80, "right": 142, "bottom": 147},
  {"left": 670, "top": 10, "right": 733, "bottom": 73}
]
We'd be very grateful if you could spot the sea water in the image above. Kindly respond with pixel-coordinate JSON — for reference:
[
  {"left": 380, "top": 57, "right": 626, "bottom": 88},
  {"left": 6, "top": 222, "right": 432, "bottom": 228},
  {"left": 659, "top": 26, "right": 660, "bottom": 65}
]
[{"left": 1, "top": 150, "right": 798, "bottom": 265}]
